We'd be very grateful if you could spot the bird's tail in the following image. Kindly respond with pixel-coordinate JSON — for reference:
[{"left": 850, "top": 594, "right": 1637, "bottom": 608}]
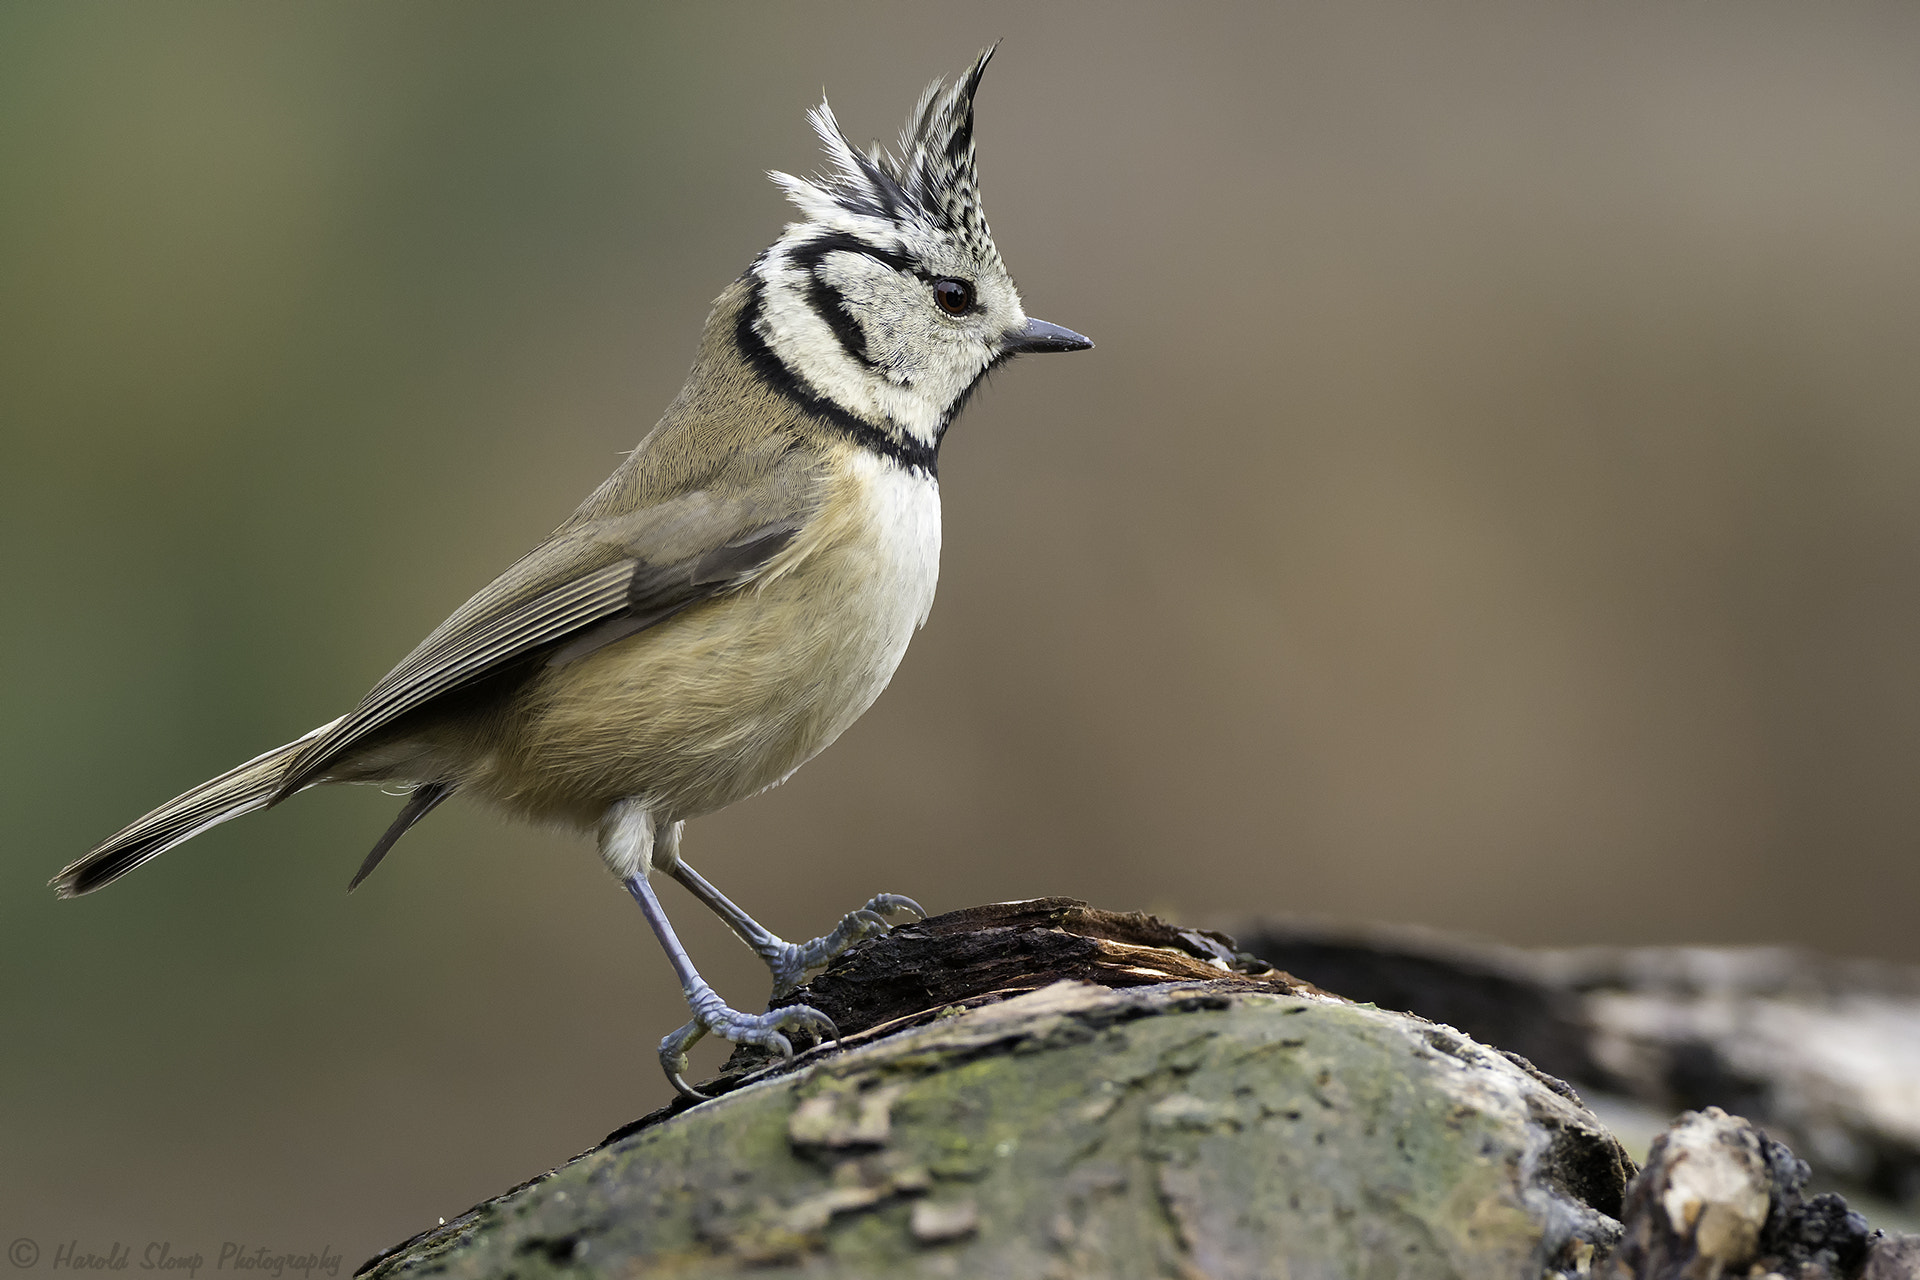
[{"left": 52, "top": 716, "right": 345, "bottom": 898}]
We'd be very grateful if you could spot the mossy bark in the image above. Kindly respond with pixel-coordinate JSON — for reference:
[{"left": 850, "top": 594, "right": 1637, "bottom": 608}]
[{"left": 359, "top": 904, "right": 1633, "bottom": 1280}]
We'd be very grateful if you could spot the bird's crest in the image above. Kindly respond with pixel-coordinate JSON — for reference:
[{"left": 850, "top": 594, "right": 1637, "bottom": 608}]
[{"left": 770, "top": 47, "right": 1002, "bottom": 273}]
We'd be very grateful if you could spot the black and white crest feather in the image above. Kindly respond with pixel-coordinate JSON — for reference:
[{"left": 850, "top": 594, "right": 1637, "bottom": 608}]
[
  {"left": 773, "top": 47, "right": 1003, "bottom": 274},
  {"left": 743, "top": 48, "right": 1032, "bottom": 459}
]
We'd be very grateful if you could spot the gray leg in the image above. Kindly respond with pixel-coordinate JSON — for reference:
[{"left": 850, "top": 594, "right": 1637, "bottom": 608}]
[
  {"left": 604, "top": 803, "right": 838, "bottom": 1101},
  {"left": 667, "top": 858, "right": 926, "bottom": 997},
  {"left": 625, "top": 873, "right": 838, "bottom": 1100}
]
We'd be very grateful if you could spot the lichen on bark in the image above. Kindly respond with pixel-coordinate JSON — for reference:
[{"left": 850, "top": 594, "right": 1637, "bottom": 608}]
[{"left": 360, "top": 927, "right": 1631, "bottom": 1279}]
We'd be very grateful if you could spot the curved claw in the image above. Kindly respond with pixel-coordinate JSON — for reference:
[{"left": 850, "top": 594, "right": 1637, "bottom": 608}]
[
  {"left": 756, "top": 1003, "right": 839, "bottom": 1050},
  {"left": 785, "top": 1004, "right": 840, "bottom": 1042},
  {"left": 765, "top": 893, "right": 930, "bottom": 996},
  {"left": 659, "top": 1019, "right": 711, "bottom": 1101},
  {"left": 658, "top": 1000, "right": 838, "bottom": 1101},
  {"left": 865, "top": 893, "right": 927, "bottom": 920}
]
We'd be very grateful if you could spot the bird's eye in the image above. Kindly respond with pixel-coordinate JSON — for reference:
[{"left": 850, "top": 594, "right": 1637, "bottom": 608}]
[{"left": 933, "top": 278, "right": 974, "bottom": 316}]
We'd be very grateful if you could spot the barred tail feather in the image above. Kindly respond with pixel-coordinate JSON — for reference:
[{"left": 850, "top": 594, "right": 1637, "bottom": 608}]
[{"left": 52, "top": 716, "right": 346, "bottom": 898}]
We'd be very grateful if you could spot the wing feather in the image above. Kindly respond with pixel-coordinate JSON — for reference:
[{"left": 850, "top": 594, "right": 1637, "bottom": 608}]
[
  {"left": 271, "top": 468, "right": 820, "bottom": 801},
  {"left": 273, "top": 559, "right": 640, "bottom": 797}
]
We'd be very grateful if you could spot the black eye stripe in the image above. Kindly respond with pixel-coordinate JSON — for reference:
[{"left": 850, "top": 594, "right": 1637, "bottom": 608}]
[
  {"left": 735, "top": 277, "right": 939, "bottom": 475},
  {"left": 787, "top": 234, "right": 980, "bottom": 309},
  {"left": 804, "top": 273, "right": 878, "bottom": 370},
  {"left": 788, "top": 232, "right": 920, "bottom": 278}
]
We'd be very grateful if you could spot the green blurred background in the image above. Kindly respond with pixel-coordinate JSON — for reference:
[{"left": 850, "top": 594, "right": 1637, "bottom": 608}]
[{"left": 6, "top": 0, "right": 1920, "bottom": 1263}]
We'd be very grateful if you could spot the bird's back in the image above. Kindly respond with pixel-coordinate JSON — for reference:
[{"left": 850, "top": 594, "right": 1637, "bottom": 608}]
[{"left": 337, "top": 280, "right": 945, "bottom": 829}]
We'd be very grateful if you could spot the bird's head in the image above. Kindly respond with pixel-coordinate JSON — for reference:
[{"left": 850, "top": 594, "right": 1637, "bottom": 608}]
[{"left": 742, "top": 47, "right": 1092, "bottom": 459}]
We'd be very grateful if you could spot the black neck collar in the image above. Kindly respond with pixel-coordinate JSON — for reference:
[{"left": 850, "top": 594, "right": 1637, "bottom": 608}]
[{"left": 733, "top": 278, "right": 942, "bottom": 479}]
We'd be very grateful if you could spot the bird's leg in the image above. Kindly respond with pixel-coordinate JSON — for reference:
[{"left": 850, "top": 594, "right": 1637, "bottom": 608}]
[
  {"left": 666, "top": 857, "right": 926, "bottom": 998},
  {"left": 625, "top": 873, "right": 837, "bottom": 1100},
  {"left": 605, "top": 806, "right": 836, "bottom": 1101}
]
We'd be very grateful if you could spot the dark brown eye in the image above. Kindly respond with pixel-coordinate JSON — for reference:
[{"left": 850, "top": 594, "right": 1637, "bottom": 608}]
[{"left": 933, "top": 278, "right": 974, "bottom": 316}]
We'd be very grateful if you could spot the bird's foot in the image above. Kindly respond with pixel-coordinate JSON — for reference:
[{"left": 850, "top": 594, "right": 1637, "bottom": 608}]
[
  {"left": 764, "top": 893, "right": 927, "bottom": 996},
  {"left": 659, "top": 985, "right": 839, "bottom": 1101}
]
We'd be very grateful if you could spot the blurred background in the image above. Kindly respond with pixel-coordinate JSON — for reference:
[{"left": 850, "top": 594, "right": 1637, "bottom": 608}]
[{"left": 6, "top": 0, "right": 1920, "bottom": 1264}]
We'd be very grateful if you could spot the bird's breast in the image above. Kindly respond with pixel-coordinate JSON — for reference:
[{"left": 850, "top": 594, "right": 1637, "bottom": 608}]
[
  {"left": 482, "top": 451, "right": 942, "bottom": 826},
  {"left": 839, "top": 450, "right": 943, "bottom": 633},
  {"left": 753, "top": 449, "right": 942, "bottom": 752}
]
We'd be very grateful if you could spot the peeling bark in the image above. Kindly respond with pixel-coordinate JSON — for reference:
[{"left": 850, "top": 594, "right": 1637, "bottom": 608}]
[
  {"left": 358, "top": 902, "right": 1628, "bottom": 1279},
  {"left": 356, "top": 902, "right": 1920, "bottom": 1279}
]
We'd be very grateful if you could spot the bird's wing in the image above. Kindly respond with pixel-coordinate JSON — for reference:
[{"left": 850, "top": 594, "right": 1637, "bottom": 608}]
[{"left": 272, "top": 454, "right": 824, "bottom": 799}]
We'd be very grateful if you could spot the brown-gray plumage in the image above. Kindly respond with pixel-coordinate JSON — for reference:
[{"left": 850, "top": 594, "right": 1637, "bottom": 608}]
[
  {"left": 58, "top": 293, "right": 837, "bottom": 894},
  {"left": 55, "top": 48, "right": 1091, "bottom": 1098}
]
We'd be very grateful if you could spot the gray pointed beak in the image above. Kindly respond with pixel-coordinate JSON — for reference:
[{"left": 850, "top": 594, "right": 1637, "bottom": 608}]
[{"left": 1004, "top": 317, "right": 1094, "bottom": 354}]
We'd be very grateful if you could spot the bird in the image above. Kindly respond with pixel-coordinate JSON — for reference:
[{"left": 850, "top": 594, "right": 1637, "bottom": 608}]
[{"left": 51, "top": 48, "right": 1091, "bottom": 1100}]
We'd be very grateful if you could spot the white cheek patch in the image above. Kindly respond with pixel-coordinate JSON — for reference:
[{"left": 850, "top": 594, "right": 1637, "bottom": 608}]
[
  {"left": 819, "top": 262, "right": 919, "bottom": 384},
  {"left": 817, "top": 256, "right": 987, "bottom": 404},
  {"left": 757, "top": 242, "right": 991, "bottom": 447}
]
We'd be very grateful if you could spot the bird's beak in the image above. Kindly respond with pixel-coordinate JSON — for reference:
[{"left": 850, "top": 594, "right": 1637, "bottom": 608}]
[{"left": 1004, "top": 317, "right": 1094, "bottom": 354}]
